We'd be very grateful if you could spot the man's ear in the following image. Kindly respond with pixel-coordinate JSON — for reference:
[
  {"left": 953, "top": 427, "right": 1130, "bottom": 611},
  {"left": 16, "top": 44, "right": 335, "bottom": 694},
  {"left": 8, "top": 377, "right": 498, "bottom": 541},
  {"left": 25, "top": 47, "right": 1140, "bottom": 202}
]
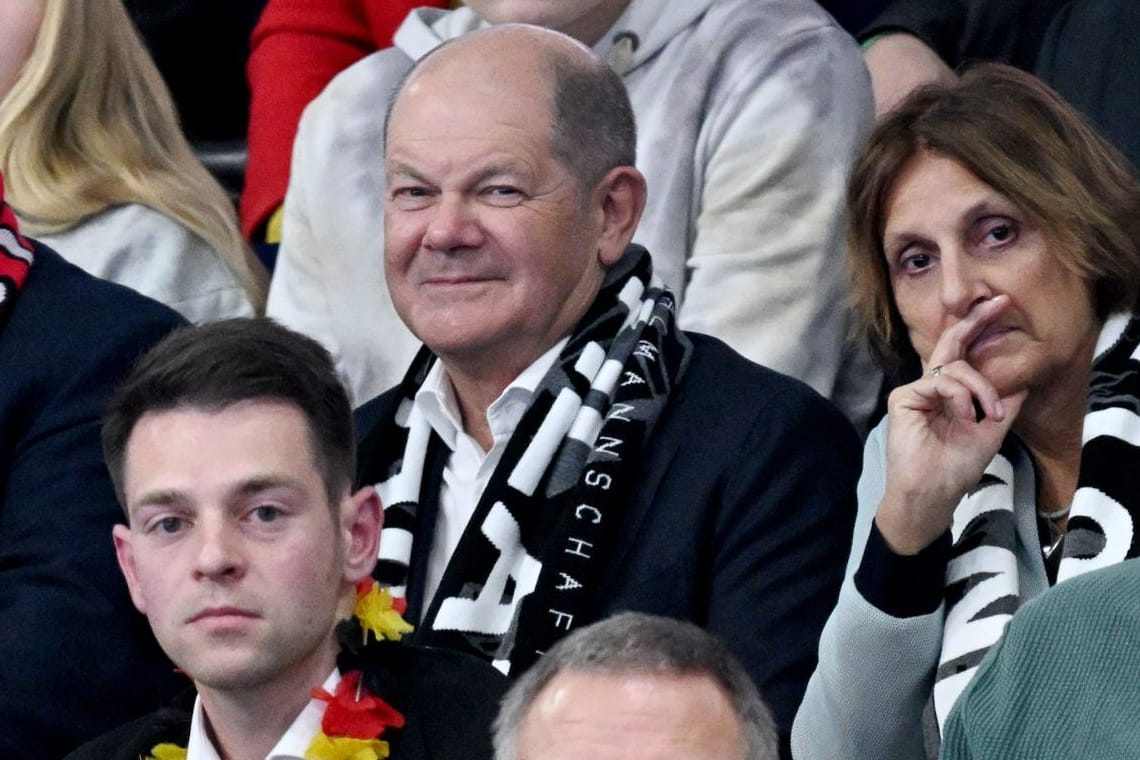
[
  {"left": 593, "top": 165, "right": 647, "bottom": 267},
  {"left": 112, "top": 524, "right": 148, "bottom": 615},
  {"left": 341, "top": 485, "right": 381, "bottom": 583}
]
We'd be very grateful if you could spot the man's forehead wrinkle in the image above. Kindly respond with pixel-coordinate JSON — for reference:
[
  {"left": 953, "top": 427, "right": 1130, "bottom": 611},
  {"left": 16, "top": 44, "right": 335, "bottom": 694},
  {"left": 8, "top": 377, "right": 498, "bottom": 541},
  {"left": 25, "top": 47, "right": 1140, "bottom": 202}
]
[
  {"left": 386, "top": 145, "right": 541, "bottom": 181},
  {"left": 386, "top": 98, "right": 556, "bottom": 182}
]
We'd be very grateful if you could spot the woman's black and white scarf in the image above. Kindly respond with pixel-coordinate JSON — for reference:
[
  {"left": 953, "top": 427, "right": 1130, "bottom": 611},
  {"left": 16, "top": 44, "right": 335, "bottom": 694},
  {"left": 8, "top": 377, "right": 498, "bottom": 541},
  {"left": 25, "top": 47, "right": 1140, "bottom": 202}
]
[
  {"left": 368, "top": 246, "right": 691, "bottom": 675},
  {"left": 934, "top": 311, "right": 1140, "bottom": 728}
]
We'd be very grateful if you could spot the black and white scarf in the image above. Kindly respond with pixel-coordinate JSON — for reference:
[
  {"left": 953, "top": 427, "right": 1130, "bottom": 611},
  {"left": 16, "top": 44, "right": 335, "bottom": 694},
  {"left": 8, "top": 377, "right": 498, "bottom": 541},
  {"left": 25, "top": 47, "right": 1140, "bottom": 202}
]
[
  {"left": 934, "top": 311, "right": 1140, "bottom": 728},
  {"left": 369, "top": 246, "right": 691, "bottom": 675}
]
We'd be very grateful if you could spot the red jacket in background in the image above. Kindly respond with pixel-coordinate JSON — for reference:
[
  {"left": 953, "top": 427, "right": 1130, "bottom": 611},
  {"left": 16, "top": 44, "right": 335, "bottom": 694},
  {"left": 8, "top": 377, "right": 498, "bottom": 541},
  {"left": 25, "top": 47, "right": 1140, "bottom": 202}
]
[{"left": 241, "top": 0, "right": 446, "bottom": 239}]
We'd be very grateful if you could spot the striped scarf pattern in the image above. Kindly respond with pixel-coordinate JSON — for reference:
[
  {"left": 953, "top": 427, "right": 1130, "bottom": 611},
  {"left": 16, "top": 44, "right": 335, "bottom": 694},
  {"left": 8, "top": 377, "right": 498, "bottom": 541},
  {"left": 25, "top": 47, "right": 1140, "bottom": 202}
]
[
  {"left": 934, "top": 311, "right": 1140, "bottom": 728},
  {"left": 369, "top": 246, "right": 692, "bottom": 675}
]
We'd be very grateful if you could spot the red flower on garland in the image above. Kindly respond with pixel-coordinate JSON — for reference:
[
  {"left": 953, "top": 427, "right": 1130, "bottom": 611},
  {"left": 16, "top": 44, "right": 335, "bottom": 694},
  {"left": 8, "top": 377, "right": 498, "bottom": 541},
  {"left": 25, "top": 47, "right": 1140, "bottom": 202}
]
[{"left": 312, "top": 670, "right": 405, "bottom": 738}]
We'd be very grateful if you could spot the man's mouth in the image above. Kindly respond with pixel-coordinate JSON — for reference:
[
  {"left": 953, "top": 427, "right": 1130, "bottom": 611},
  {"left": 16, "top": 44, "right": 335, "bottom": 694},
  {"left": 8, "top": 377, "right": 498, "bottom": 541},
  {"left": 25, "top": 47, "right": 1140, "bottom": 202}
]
[{"left": 187, "top": 606, "right": 258, "bottom": 625}]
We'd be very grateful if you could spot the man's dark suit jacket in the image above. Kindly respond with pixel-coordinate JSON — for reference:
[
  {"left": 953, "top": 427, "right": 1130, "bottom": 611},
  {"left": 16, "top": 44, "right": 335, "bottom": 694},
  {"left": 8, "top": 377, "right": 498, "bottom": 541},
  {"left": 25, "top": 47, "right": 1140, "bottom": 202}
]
[
  {"left": 0, "top": 245, "right": 186, "bottom": 757},
  {"left": 65, "top": 645, "right": 508, "bottom": 759},
  {"left": 355, "top": 332, "right": 861, "bottom": 752}
]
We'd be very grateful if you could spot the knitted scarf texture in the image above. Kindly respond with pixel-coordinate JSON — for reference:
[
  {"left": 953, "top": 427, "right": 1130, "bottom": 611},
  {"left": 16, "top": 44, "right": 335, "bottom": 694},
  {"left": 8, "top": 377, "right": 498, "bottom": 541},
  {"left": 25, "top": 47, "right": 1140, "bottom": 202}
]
[
  {"left": 369, "top": 246, "right": 692, "bottom": 675},
  {"left": 934, "top": 311, "right": 1140, "bottom": 728}
]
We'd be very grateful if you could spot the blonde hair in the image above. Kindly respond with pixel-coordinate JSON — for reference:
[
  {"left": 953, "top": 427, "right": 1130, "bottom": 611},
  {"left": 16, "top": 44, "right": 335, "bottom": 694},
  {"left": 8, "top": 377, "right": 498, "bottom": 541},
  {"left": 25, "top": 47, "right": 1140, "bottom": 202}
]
[{"left": 0, "top": 0, "right": 267, "bottom": 310}]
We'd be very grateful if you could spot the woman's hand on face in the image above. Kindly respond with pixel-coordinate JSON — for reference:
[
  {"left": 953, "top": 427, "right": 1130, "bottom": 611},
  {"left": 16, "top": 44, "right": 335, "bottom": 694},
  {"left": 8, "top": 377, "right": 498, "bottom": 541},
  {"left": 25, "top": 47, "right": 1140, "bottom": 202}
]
[{"left": 876, "top": 295, "right": 1028, "bottom": 555}]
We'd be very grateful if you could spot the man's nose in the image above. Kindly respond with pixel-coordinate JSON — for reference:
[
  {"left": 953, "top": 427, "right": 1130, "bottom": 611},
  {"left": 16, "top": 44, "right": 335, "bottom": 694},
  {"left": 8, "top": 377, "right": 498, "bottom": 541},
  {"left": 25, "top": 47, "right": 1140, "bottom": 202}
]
[
  {"left": 192, "top": 517, "right": 245, "bottom": 582},
  {"left": 423, "top": 194, "right": 483, "bottom": 252}
]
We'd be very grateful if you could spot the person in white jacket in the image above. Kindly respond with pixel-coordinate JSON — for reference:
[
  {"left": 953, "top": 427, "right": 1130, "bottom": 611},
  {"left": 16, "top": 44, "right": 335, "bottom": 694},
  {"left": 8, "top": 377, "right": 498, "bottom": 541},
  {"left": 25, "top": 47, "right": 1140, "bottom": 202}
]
[{"left": 267, "top": 0, "right": 878, "bottom": 428}]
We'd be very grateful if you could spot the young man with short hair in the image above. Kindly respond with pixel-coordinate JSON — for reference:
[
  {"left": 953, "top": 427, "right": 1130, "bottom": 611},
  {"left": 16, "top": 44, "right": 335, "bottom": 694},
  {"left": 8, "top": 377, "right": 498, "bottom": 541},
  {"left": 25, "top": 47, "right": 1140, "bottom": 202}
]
[{"left": 69, "top": 318, "right": 506, "bottom": 760}]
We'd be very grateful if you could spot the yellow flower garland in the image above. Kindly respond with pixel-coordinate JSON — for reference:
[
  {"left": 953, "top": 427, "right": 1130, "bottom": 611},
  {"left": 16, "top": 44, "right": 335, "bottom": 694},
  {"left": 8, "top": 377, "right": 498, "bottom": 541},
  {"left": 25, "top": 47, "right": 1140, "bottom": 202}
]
[
  {"left": 146, "top": 743, "right": 188, "bottom": 760},
  {"left": 354, "top": 582, "right": 414, "bottom": 642},
  {"left": 305, "top": 734, "right": 389, "bottom": 760}
]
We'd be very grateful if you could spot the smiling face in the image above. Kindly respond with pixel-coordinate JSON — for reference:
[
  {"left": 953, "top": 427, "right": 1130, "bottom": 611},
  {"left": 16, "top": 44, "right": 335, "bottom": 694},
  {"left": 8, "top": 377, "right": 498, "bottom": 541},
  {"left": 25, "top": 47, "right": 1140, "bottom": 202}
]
[
  {"left": 882, "top": 151, "right": 1101, "bottom": 399},
  {"left": 384, "top": 37, "right": 622, "bottom": 384},
  {"left": 516, "top": 670, "right": 745, "bottom": 760},
  {"left": 113, "top": 400, "right": 375, "bottom": 698}
]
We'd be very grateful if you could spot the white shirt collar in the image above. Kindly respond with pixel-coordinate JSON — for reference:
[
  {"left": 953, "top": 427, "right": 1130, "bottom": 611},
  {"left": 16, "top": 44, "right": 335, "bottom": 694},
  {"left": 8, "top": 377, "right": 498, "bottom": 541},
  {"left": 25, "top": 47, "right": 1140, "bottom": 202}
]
[
  {"left": 415, "top": 338, "right": 568, "bottom": 609},
  {"left": 186, "top": 670, "right": 340, "bottom": 760},
  {"left": 415, "top": 338, "right": 568, "bottom": 453}
]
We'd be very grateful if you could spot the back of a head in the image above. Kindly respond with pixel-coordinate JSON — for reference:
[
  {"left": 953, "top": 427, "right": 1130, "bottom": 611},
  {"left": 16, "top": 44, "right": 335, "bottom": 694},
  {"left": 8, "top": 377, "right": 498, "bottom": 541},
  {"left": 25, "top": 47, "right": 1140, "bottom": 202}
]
[
  {"left": 493, "top": 612, "right": 778, "bottom": 760},
  {"left": 102, "top": 318, "right": 354, "bottom": 506}
]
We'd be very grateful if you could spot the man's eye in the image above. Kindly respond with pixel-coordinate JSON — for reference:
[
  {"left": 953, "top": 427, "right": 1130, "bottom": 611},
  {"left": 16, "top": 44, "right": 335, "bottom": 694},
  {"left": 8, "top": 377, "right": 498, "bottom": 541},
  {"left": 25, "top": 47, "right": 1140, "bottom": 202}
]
[
  {"left": 252, "top": 505, "right": 282, "bottom": 523},
  {"left": 391, "top": 186, "right": 431, "bottom": 200},
  {"left": 483, "top": 185, "right": 523, "bottom": 205},
  {"left": 157, "top": 516, "right": 184, "bottom": 534},
  {"left": 390, "top": 186, "right": 434, "bottom": 210}
]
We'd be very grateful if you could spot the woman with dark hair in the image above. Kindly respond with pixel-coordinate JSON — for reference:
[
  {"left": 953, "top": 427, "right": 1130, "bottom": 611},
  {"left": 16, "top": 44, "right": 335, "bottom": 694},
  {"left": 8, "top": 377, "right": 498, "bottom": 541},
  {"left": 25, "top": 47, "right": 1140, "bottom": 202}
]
[{"left": 793, "top": 63, "right": 1140, "bottom": 759}]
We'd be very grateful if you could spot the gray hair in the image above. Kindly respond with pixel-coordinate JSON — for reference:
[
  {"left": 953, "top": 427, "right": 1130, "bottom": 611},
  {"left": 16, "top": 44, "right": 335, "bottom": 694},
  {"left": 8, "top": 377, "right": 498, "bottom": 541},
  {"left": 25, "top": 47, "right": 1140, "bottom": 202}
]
[
  {"left": 493, "top": 612, "right": 778, "bottom": 760},
  {"left": 547, "top": 45, "right": 637, "bottom": 190}
]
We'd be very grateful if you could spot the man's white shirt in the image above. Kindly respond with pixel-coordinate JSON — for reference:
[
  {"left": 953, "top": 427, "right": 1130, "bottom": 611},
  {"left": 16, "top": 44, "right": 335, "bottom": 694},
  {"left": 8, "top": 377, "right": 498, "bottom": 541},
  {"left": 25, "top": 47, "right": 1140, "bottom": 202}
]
[
  {"left": 412, "top": 339, "right": 566, "bottom": 611},
  {"left": 186, "top": 670, "right": 340, "bottom": 760}
]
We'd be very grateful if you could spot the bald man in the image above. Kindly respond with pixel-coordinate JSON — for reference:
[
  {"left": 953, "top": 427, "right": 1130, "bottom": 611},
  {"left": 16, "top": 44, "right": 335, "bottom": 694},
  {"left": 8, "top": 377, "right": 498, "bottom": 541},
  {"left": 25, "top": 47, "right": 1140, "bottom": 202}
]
[
  {"left": 354, "top": 26, "right": 860, "bottom": 753},
  {"left": 66, "top": 319, "right": 506, "bottom": 760},
  {"left": 267, "top": 0, "right": 879, "bottom": 433}
]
